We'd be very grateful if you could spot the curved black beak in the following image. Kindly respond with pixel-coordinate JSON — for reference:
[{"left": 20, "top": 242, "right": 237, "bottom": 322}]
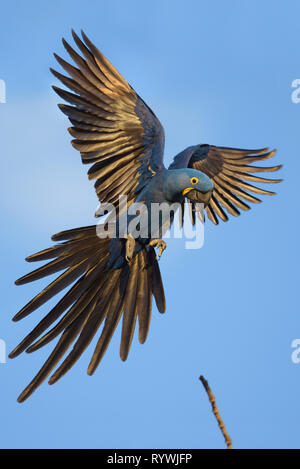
[{"left": 184, "top": 189, "right": 212, "bottom": 207}]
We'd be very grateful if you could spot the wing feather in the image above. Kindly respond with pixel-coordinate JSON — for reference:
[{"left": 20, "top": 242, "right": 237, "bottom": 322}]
[
  {"left": 169, "top": 144, "right": 282, "bottom": 224},
  {"left": 52, "top": 30, "right": 165, "bottom": 216}
]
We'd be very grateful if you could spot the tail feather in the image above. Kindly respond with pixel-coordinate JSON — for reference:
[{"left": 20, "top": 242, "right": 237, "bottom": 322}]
[
  {"left": 25, "top": 268, "right": 107, "bottom": 354},
  {"left": 13, "top": 260, "right": 91, "bottom": 321},
  {"left": 48, "top": 269, "right": 120, "bottom": 384},
  {"left": 150, "top": 250, "right": 166, "bottom": 314},
  {"left": 17, "top": 309, "right": 91, "bottom": 403},
  {"left": 15, "top": 246, "right": 96, "bottom": 285},
  {"left": 120, "top": 254, "right": 140, "bottom": 361},
  {"left": 11, "top": 225, "right": 166, "bottom": 402},
  {"left": 10, "top": 261, "right": 107, "bottom": 358},
  {"left": 25, "top": 235, "right": 102, "bottom": 263},
  {"left": 51, "top": 225, "right": 97, "bottom": 241},
  {"left": 137, "top": 253, "right": 152, "bottom": 344},
  {"left": 87, "top": 266, "right": 129, "bottom": 376}
]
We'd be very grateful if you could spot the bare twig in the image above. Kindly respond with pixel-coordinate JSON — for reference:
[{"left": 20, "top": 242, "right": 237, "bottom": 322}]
[{"left": 199, "top": 375, "right": 233, "bottom": 449}]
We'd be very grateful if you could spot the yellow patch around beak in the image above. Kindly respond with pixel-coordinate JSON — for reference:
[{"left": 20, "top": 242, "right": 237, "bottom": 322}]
[{"left": 182, "top": 187, "right": 193, "bottom": 196}]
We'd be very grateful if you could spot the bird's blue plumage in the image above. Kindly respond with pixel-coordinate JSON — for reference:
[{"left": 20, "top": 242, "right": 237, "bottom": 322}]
[{"left": 11, "top": 30, "right": 282, "bottom": 403}]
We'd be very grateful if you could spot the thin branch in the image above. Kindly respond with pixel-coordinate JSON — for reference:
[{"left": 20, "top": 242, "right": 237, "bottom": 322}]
[{"left": 199, "top": 375, "right": 233, "bottom": 449}]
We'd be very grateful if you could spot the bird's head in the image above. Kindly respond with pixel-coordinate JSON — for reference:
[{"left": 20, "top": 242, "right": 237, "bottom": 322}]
[{"left": 165, "top": 168, "right": 213, "bottom": 206}]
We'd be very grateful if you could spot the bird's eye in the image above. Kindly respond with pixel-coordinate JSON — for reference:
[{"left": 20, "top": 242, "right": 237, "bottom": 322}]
[{"left": 190, "top": 177, "right": 198, "bottom": 185}]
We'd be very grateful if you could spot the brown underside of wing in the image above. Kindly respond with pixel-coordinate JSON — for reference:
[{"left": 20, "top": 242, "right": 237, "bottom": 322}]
[
  {"left": 191, "top": 146, "right": 282, "bottom": 225},
  {"left": 51, "top": 30, "right": 165, "bottom": 216}
]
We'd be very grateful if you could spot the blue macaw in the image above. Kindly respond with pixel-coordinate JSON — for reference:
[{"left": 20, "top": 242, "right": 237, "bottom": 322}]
[{"left": 11, "top": 31, "right": 282, "bottom": 402}]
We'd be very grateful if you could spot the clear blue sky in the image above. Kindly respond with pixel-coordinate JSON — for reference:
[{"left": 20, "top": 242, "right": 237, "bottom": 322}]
[{"left": 0, "top": 0, "right": 299, "bottom": 449}]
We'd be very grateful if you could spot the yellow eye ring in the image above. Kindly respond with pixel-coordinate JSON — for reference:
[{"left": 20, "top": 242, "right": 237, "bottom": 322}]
[{"left": 190, "top": 177, "right": 198, "bottom": 185}]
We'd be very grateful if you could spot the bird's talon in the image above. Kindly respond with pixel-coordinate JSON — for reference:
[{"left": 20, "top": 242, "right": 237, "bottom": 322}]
[{"left": 148, "top": 239, "right": 167, "bottom": 260}]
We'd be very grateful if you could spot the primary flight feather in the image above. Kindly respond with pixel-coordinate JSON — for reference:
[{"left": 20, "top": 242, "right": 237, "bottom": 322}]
[{"left": 11, "top": 30, "right": 282, "bottom": 402}]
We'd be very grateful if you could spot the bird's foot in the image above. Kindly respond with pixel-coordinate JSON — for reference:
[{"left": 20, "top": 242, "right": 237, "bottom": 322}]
[
  {"left": 148, "top": 239, "right": 167, "bottom": 260},
  {"left": 125, "top": 234, "right": 136, "bottom": 262}
]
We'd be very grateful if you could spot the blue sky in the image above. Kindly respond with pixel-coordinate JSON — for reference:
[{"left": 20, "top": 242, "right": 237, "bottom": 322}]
[{"left": 0, "top": 0, "right": 299, "bottom": 449}]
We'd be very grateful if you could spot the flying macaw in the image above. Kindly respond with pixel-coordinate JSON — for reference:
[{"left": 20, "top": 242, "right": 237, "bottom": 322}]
[{"left": 10, "top": 31, "right": 282, "bottom": 402}]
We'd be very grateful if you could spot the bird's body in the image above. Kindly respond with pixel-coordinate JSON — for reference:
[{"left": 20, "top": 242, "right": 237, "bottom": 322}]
[
  {"left": 107, "top": 165, "right": 213, "bottom": 261},
  {"left": 11, "top": 31, "right": 282, "bottom": 402}
]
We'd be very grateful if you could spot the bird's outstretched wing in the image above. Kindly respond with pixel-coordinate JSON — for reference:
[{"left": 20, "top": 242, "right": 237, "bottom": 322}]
[
  {"left": 169, "top": 144, "right": 282, "bottom": 225},
  {"left": 52, "top": 30, "right": 165, "bottom": 215}
]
